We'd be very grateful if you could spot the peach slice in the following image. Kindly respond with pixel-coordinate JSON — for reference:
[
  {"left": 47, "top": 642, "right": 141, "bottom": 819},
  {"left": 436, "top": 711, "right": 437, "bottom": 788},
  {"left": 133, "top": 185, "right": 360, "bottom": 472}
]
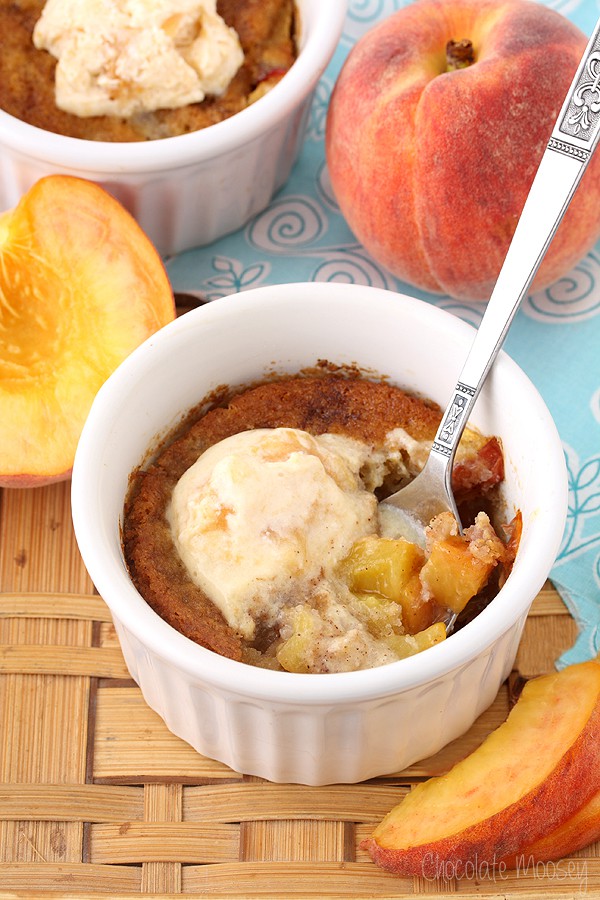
[
  {"left": 0, "top": 175, "right": 175, "bottom": 487},
  {"left": 500, "top": 788, "right": 600, "bottom": 867},
  {"left": 362, "top": 658, "right": 600, "bottom": 876}
]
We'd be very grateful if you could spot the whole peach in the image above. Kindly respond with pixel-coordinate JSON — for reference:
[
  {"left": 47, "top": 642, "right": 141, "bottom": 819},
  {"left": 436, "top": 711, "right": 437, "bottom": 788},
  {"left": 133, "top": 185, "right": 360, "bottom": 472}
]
[{"left": 325, "top": 0, "right": 600, "bottom": 301}]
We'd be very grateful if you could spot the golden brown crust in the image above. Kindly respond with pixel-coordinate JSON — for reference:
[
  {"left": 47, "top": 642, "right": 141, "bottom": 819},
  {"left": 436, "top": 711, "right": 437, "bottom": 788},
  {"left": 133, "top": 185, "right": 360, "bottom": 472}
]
[
  {"left": 0, "top": 0, "right": 296, "bottom": 141},
  {"left": 123, "top": 466, "right": 245, "bottom": 660}
]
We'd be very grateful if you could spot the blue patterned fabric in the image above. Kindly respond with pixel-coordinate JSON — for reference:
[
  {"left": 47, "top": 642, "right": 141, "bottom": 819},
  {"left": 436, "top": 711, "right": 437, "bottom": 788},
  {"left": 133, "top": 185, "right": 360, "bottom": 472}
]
[{"left": 165, "top": 0, "right": 600, "bottom": 668}]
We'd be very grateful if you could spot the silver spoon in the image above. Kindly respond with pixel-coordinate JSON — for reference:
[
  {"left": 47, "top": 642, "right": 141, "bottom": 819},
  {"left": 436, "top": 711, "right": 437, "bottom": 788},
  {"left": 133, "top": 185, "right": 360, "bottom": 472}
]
[{"left": 380, "top": 15, "right": 600, "bottom": 624}]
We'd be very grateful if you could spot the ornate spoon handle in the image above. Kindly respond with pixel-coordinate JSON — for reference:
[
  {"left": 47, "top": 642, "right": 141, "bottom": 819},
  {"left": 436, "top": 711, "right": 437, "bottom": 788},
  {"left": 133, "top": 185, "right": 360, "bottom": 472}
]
[{"left": 430, "top": 15, "right": 600, "bottom": 479}]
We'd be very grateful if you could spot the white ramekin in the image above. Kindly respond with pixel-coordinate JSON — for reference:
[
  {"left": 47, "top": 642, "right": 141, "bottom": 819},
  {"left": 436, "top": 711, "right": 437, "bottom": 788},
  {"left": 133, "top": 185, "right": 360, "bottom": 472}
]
[
  {"left": 0, "top": 1, "right": 346, "bottom": 255},
  {"left": 71, "top": 283, "right": 568, "bottom": 785}
]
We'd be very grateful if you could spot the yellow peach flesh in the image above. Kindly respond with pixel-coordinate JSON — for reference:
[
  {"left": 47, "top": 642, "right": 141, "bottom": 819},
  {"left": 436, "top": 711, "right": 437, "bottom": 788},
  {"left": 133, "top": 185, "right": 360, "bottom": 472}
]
[{"left": 0, "top": 175, "right": 175, "bottom": 485}]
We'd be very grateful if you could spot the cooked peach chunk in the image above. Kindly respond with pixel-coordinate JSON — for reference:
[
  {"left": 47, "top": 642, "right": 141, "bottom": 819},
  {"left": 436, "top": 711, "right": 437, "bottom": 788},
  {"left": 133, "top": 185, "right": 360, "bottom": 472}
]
[
  {"left": 276, "top": 608, "right": 315, "bottom": 674},
  {"left": 454, "top": 434, "right": 504, "bottom": 495},
  {"left": 341, "top": 535, "right": 425, "bottom": 601},
  {"left": 351, "top": 591, "right": 404, "bottom": 639},
  {"left": 342, "top": 536, "right": 440, "bottom": 634},
  {"left": 385, "top": 622, "right": 446, "bottom": 659},
  {"left": 421, "top": 512, "right": 506, "bottom": 614},
  {"left": 420, "top": 537, "right": 493, "bottom": 614},
  {"left": 398, "top": 573, "right": 439, "bottom": 635}
]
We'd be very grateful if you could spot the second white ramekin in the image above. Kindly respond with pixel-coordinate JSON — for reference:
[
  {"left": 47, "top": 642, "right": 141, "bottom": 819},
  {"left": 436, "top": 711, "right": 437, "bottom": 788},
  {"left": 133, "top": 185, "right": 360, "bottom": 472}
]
[{"left": 0, "top": 1, "right": 347, "bottom": 254}]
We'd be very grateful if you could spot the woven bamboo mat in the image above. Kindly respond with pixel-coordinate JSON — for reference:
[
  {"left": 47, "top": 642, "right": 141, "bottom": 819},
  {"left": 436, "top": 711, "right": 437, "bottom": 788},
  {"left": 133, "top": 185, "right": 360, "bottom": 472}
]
[{"left": 0, "top": 480, "right": 597, "bottom": 899}]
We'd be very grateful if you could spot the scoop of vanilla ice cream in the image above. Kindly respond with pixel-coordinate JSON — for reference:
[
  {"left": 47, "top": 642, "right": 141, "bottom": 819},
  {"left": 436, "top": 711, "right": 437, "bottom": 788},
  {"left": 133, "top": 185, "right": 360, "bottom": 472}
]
[
  {"left": 167, "top": 428, "right": 379, "bottom": 639},
  {"left": 33, "top": 0, "right": 244, "bottom": 117}
]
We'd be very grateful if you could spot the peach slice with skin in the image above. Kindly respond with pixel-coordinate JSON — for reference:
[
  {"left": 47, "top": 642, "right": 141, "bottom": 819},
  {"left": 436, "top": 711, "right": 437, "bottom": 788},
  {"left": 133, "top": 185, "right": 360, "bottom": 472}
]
[
  {"left": 0, "top": 175, "right": 175, "bottom": 487},
  {"left": 362, "top": 658, "right": 600, "bottom": 876},
  {"left": 500, "top": 788, "right": 600, "bottom": 867}
]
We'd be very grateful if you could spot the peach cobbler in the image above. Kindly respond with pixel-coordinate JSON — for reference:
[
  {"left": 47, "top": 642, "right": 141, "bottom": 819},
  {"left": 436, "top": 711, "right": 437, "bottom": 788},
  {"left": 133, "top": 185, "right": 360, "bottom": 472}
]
[
  {"left": 122, "top": 374, "right": 521, "bottom": 674},
  {"left": 0, "top": 0, "right": 297, "bottom": 141}
]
